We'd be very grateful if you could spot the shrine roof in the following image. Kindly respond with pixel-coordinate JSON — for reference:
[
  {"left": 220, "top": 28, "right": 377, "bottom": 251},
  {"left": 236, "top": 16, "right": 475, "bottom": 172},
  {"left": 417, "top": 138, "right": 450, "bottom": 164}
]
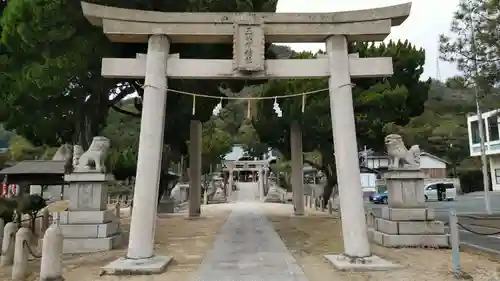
[{"left": 0, "top": 160, "right": 66, "bottom": 175}]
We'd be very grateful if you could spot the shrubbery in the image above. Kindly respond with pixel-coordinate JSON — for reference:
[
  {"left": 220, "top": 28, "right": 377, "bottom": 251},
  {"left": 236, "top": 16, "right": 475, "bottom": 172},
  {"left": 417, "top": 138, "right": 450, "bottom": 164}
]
[
  {"left": 0, "top": 194, "right": 47, "bottom": 230},
  {"left": 458, "top": 169, "right": 489, "bottom": 193}
]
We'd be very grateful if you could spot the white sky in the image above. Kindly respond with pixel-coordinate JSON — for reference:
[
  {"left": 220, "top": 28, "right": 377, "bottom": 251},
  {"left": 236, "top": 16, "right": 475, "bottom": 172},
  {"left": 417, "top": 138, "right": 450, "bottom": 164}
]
[{"left": 276, "top": 0, "right": 460, "bottom": 81}]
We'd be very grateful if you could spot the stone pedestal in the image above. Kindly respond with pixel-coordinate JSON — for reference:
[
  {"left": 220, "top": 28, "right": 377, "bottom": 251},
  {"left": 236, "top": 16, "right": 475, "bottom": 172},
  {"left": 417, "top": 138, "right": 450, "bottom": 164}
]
[
  {"left": 368, "top": 169, "right": 449, "bottom": 248},
  {"left": 59, "top": 173, "right": 121, "bottom": 254},
  {"left": 157, "top": 199, "right": 175, "bottom": 213}
]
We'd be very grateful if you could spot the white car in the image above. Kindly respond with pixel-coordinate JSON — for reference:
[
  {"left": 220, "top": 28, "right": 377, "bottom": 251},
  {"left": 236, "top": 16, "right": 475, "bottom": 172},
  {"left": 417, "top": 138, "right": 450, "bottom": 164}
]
[{"left": 424, "top": 182, "right": 457, "bottom": 201}]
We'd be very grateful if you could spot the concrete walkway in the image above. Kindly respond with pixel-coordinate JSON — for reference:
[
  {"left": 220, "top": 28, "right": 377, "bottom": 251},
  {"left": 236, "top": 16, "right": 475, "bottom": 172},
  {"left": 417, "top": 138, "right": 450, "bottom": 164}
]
[{"left": 194, "top": 182, "right": 309, "bottom": 281}]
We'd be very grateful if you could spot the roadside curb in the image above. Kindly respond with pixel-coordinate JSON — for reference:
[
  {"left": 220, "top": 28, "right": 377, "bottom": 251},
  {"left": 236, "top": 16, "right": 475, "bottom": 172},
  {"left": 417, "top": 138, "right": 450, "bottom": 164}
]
[{"left": 461, "top": 242, "right": 500, "bottom": 259}]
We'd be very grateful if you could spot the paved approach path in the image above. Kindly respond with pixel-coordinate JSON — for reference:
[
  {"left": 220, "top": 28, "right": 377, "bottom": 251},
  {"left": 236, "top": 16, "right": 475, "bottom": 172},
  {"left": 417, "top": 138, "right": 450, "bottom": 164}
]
[{"left": 194, "top": 182, "right": 308, "bottom": 281}]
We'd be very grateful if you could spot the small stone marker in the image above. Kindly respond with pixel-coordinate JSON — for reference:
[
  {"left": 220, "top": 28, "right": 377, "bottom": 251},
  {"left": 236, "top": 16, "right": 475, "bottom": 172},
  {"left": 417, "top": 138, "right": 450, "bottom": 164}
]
[
  {"left": 1, "top": 222, "right": 18, "bottom": 266},
  {"left": 12, "top": 227, "right": 31, "bottom": 280},
  {"left": 40, "top": 224, "right": 64, "bottom": 281},
  {"left": 114, "top": 202, "right": 121, "bottom": 218}
]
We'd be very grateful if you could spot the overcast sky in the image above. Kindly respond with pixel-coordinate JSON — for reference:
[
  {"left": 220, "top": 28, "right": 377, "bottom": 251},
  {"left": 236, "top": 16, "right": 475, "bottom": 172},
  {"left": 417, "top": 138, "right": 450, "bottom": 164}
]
[{"left": 275, "top": 0, "right": 460, "bottom": 81}]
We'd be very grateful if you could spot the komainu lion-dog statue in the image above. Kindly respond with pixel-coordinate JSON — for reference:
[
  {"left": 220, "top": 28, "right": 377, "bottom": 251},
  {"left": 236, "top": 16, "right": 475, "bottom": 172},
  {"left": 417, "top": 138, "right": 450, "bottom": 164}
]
[
  {"left": 384, "top": 134, "right": 420, "bottom": 169},
  {"left": 74, "top": 136, "right": 111, "bottom": 173}
]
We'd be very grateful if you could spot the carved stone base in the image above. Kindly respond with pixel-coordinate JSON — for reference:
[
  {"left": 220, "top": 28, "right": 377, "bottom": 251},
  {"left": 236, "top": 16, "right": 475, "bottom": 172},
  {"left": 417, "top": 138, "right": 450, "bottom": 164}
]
[
  {"left": 384, "top": 169, "right": 426, "bottom": 208},
  {"left": 369, "top": 207, "right": 449, "bottom": 248},
  {"left": 60, "top": 173, "right": 120, "bottom": 254}
]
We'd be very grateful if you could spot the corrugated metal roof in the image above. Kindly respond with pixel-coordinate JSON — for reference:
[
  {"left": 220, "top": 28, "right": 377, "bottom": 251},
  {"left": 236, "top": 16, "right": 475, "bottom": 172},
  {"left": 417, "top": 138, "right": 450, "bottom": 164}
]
[{"left": 0, "top": 160, "right": 66, "bottom": 175}]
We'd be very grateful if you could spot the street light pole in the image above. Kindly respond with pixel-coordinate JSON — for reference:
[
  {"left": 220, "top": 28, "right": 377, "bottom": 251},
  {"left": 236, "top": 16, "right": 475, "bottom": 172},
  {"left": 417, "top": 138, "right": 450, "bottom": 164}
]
[{"left": 469, "top": 2, "right": 492, "bottom": 214}]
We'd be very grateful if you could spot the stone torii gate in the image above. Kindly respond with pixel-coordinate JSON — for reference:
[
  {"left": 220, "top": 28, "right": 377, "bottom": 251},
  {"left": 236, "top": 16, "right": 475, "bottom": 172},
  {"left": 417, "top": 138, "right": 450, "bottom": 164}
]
[{"left": 80, "top": 1, "right": 411, "bottom": 273}]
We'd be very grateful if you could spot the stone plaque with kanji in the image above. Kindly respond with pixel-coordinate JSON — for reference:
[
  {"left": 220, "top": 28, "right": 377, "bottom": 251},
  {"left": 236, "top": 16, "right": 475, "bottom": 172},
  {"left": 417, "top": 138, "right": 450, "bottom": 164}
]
[{"left": 233, "top": 24, "right": 265, "bottom": 72}]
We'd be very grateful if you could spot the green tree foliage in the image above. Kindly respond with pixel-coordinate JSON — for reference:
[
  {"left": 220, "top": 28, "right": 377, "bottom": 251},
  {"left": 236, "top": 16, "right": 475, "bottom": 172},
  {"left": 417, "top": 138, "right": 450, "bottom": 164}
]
[
  {"left": 1, "top": 0, "right": 114, "bottom": 147},
  {"left": 254, "top": 40, "right": 430, "bottom": 203},
  {"left": 384, "top": 110, "right": 469, "bottom": 175},
  {"left": 0, "top": 0, "right": 278, "bottom": 153},
  {"left": 439, "top": 0, "right": 500, "bottom": 91},
  {"left": 102, "top": 101, "right": 140, "bottom": 180},
  {"left": 235, "top": 120, "right": 269, "bottom": 159},
  {"left": 201, "top": 119, "right": 232, "bottom": 174},
  {"left": 8, "top": 135, "right": 45, "bottom": 161}
]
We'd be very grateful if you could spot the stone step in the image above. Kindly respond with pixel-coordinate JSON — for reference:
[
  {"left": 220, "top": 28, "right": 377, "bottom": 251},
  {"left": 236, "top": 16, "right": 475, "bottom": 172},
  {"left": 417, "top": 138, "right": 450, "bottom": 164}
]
[
  {"left": 369, "top": 228, "right": 450, "bottom": 248},
  {"left": 60, "top": 221, "right": 119, "bottom": 238},
  {"left": 374, "top": 218, "right": 445, "bottom": 235},
  {"left": 380, "top": 207, "right": 435, "bottom": 221},
  {"left": 57, "top": 209, "right": 116, "bottom": 224},
  {"left": 63, "top": 233, "right": 122, "bottom": 254}
]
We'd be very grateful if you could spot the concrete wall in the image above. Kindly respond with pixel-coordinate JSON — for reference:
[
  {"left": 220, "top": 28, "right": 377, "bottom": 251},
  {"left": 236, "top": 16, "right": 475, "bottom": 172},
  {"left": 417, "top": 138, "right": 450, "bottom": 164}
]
[{"left": 420, "top": 156, "right": 446, "bottom": 169}]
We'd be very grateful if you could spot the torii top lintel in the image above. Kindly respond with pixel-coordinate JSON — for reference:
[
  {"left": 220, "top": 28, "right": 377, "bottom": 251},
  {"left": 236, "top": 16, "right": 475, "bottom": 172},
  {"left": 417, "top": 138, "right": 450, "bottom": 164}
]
[{"left": 80, "top": 2, "right": 411, "bottom": 44}]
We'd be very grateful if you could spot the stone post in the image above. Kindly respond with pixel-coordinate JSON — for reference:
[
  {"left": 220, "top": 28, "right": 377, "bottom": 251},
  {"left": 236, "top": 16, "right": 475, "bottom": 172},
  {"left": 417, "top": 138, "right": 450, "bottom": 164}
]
[
  {"left": 291, "top": 121, "right": 305, "bottom": 216},
  {"left": 115, "top": 202, "right": 121, "bottom": 230},
  {"left": 228, "top": 169, "right": 233, "bottom": 199},
  {"left": 40, "top": 224, "right": 64, "bottom": 281},
  {"left": 326, "top": 36, "right": 370, "bottom": 258},
  {"left": 101, "top": 35, "right": 173, "bottom": 273},
  {"left": 259, "top": 169, "right": 266, "bottom": 201},
  {"left": 115, "top": 202, "right": 121, "bottom": 218},
  {"left": 1, "top": 222, "right": 18, "bottom": 266},
  {"left": 40, "top": 208, "right": 50, "bottom": 235},
  {"left": 188, "top": 120, "right": 202, "bottom": 218},
  {"left": 12, "top": 227, "right": 31, "bottom": 281}
]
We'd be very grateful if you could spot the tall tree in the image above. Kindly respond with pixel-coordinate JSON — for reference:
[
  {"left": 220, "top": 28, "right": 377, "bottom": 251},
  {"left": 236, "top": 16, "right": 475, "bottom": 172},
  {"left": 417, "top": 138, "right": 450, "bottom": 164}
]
[
  {"left": 439, "top": 0, "right": 500, "bottom": 92},
  {"left": 0, "top": 0, "right": 278, "bottom": 152},
  {"left": 254, "top": 40, "right": 430, "bottom": 205}
]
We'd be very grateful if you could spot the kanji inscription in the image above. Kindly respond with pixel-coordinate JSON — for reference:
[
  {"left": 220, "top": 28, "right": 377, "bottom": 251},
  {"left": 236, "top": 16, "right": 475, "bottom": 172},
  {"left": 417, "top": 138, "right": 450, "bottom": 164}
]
[{"left": 233, "top": 24, "right": 265, "bottom": 72}]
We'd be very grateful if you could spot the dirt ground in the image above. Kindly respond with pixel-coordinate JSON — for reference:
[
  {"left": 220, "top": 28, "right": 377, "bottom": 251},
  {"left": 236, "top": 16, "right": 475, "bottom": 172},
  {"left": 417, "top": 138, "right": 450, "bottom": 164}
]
[
  {"left": 0, "top": 204, "right": 230, "bottom": 281},
  {"left": 264, "top": 204, "right": 500, "bottom": 281},
  {"left": 2, "top": 202, "right": 500, "bottom": 281}
]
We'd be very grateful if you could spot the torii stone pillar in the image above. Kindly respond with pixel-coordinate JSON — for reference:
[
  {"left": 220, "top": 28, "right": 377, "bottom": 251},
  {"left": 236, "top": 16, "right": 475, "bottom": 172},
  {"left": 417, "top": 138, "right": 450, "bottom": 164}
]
[
  {"left": 324, "top": 36, "right": 371, "bottom": 260},
  {"left": 291, "top": 121, "right": 305, "bottom": 216},
  {"left": 188, "top": 120, "right": 202, "bottom": 217},
  {"left": 259, "top": 169, "right": 265, "bottom": 200},
  {"left": 101, "top": 35, "right": 173, "bottom": 274}
]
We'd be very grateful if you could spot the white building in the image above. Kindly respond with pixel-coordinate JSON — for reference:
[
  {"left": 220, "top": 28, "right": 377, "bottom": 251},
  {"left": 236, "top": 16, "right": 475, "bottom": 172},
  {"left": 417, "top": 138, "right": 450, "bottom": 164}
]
[{"left": 467, "top": 109, "right": 500, "bottom": 190}]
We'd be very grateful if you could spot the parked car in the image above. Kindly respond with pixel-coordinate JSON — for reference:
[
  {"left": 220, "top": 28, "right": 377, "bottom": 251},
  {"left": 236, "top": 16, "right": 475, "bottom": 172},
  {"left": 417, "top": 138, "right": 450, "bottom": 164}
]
[
  {"left": 424, "top": 182, "right": 457, "bottom": 201},
  {"left": 369, "top": 190, "right": 388, "bottom": 204}
]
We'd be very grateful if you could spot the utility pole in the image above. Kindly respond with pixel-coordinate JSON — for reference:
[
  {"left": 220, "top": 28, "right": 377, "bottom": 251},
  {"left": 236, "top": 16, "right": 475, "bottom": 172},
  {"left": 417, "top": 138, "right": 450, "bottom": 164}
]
[{"left": 470, "top": 2, "right": 492, "bottom": 214}]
